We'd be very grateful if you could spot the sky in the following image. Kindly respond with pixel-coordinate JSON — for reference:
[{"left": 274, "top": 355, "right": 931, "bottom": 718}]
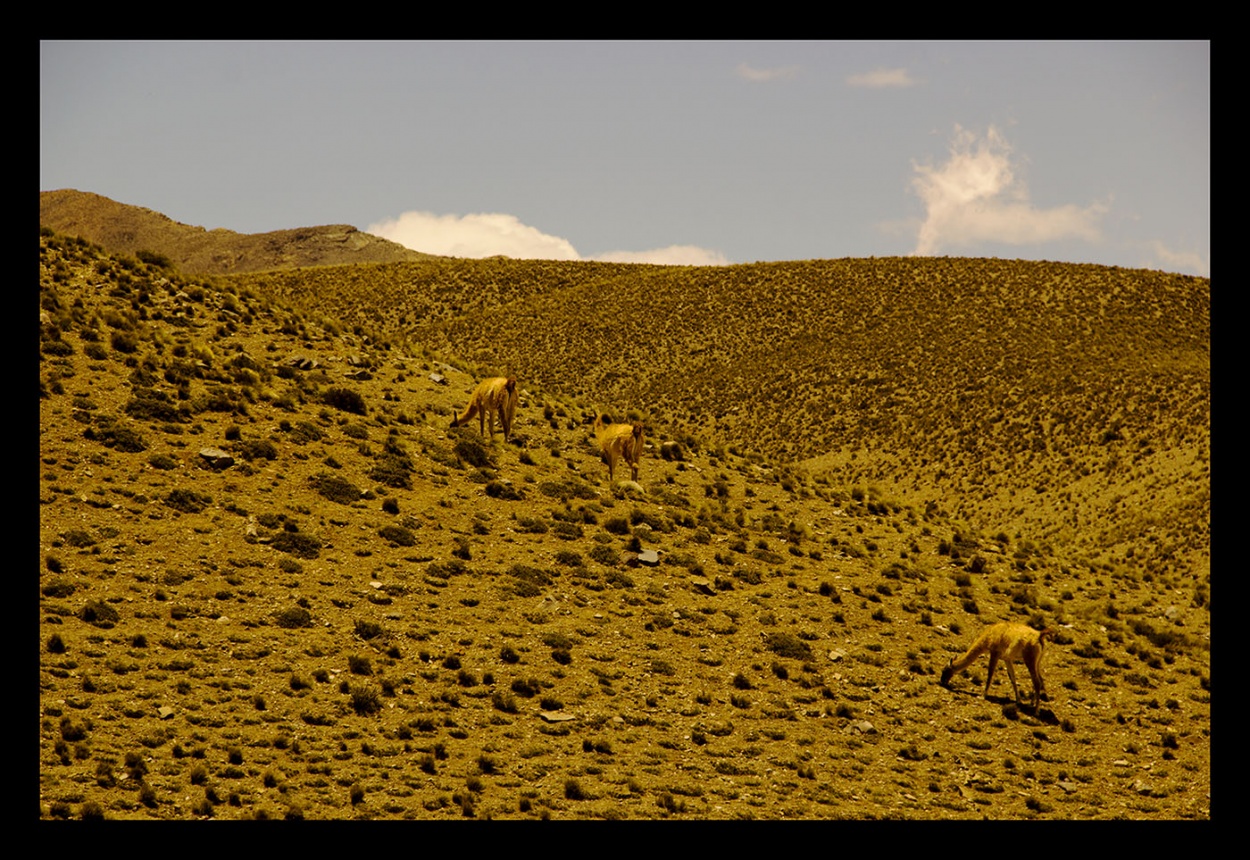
[{"left": 40, "top": 41, "right": 1209, "bottom": 276}]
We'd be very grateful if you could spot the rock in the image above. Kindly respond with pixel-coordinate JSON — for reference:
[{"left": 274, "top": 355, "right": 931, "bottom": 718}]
[
  {"left": 198, "top": 447, "right": 234, "bottom": 470},
  {"left": 690, "top": 577, "right": 715, "bottom": 595},
  {"left": 660, "top": 441, "right": 685, "bottom": 461},
  {"left": 614, "top": 480, "right": 646, "bottom": 497},
  {"left": 429, "top": 373, "right": 447, "bottom": 385},
  {"left": 539, "top": 711, "right": 575, "bottom": 723},
  {"left": 637, "top": 550, "right": 660, "bottom": 566}
]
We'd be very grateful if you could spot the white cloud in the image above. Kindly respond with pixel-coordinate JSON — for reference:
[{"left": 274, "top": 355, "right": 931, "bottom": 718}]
[
  {"left": 1147, "top": 239, "right": 1209, "bottom": 277},
  {"left": 366, "top": 211, "right": 580, "bottom": 260},
  {"left": 590, "top": 245, "right": 730, "bottom": 266},
  {"left": 367, "top": 210, "right": 728, "bottom": 266},
  {"left": 910, "top": 125, "right": 1108, "bottom": 256},
  {"left": 736, "top": 62, "right": 798, "bottom": 82},
  {"left": 846, "top": 67, "right": 916, "bottom": 88}
]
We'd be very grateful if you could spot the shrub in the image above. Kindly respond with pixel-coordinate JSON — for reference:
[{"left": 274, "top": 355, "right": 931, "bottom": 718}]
[
  {"left": 323, "top": 387, "right": 367, "bottom": 415},
  {"left": 589, "top": 544, "right": 619, "bottom": 567},
  {"left": 125, "top": 388, "right": 187, "bottom": 423},
  {"left": 84, "top": 417, "right": 147, "bottom": 452},
  {"left": 165, "top": 489, "right": 211, "bottom": 514},
  {"left": 238, "top": 439, "right": 277, "bottom": 461},
  {"left": 110, "top": 331, "right": 139, "bottom": 353},
  {"left": 309, "top": 472, "right": 362, "bottom": 505},
  {"left": 273, "top": 606, "right": 312, "bottom": 629},
  {"left": 148, "top": 453, "right": 177, "bottom": 470},
  {"left": 287, "top": 421, "right": 324, "bottom": 444},
  {"left": 485, "top": 480, "right": 523, "bottom": 500},
  {"left": 79, "top": 600, "right": 120, "bottom": 628},
  {"left": 604, "top": 517, "right": 631, "bottom": 535},
  {"left": 379, "top": 524, "right": 417, "bottom": 546},
  {"left": 349, "top": 683, "right": 382, "bottom": 715},
  {"left": 271, "top": 530, "right": 322, "bottom": 559},
  {"left": 135, "top": 248, "right": 173, "bottom": 268},
  {"left": 42, "top": 579, "right": 76, "bottom": 598},
  {"left": 763, "top": 632, "right": 813, "bottom": 661}
]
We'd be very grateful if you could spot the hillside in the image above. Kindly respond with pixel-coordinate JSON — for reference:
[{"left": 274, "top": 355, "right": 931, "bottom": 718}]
[
  {"left": 236, "top": 256, "right": 1210, "bottom": 589},
  {"left": 38, "top": 230, "right": 1210, "bottom": 820},
  {"left": 39, "top": 190, "right": 432, "bottom": 274}
]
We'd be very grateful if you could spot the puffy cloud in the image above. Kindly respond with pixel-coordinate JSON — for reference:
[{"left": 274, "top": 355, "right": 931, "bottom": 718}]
[
  {"left": 590, "top": 245, "right": 730, "bottom": 266},
  {"left": 911, "top": 125, "right": 1108, "bottom": 256},
  {"left": 1148, "top": 240, "right": 1209, "bottom": 277},
  {"left": 736, "top": 62, "right": 798, "bottom": 82},
  {"left": 367, "top": 210, "right": 728, "bottom": 266},
  {"left": 366, "top": 211, "right": 580, "bottom": 261},
  {"left": 846, "top": 67, "right": 916, "bottom": 88}
]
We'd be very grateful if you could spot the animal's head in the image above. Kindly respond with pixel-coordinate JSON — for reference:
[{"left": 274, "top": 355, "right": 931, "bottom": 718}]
[
  {"left": 1040, "top": 628, "right": 1056, "bottom": 643},
  {"left": 631, "top": 422, "right": 644, "bottom": 440},
  {"left": 505, "top": 377, "right": 517, "bottom": 393}
]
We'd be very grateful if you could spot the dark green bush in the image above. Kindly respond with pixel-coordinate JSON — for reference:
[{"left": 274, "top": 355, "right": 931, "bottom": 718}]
[
  {"left": 324, "top": 387, "right": 367, "bottom": 415},
  {"left": 273, "top": 607, "right": 312, "bottom": 628},
  {"left": 148, "top": 453, "right": 178, "bottom": 470},
  {"left": 165, "top": 489, "right": 211, "bottom": 514},
  {"left": 310, "top": 472, "right": 361, "bottom": 505},
  {"left": 238, "top": 439, "right": 277, "bottom": 461},
  {"left": 79, "top": 600, "right": 120, "bottom": 628},
  {"left": 136, "top": 249, "right": 173, "bottom": 269},
  {"left": 271, "top": 530, "right": 322, "bottom": 559},
  {"left": 84, "top": 417, "right": 147, "bottom": 452},
  {"left": 454, "top": 435, "right": 494, "bottom": 469},
  {"left": 379, "top": 524, "right": 417, "bottom": 546},
  {"left": 763, "top": 632, "right": 813, "bottom": 661}
]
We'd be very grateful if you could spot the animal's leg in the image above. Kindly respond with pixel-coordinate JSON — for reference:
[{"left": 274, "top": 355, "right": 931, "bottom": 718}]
[
  {"left": 1005, "top": 660, "right": 1022, "bottom": 705},
  {"left": 984, "top": 652, "right": 999, "bottom": 698},
  {"left": 1026, "top": 658, "right": 1044, "bottom": 709}
]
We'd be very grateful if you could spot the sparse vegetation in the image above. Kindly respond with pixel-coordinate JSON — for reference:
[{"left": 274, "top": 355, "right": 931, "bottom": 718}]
[{"left": 37, "top": 218, "right": 1209, "bottom": 821}]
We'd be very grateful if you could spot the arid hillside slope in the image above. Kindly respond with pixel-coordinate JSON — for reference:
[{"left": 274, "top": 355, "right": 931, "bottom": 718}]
[
  {"left": 38, "top": 231, "right": 1211, "bottom": 819},
  {"left": 40, "top": 190, "right": 431, "bottom": 274},
  {"left": 237, "top": 256, "right": 1210, "bottom": 588}
]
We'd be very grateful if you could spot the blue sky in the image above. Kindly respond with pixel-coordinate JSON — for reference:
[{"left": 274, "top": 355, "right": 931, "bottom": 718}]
[{"left": 40, "top": 41, "right": 1209, "bottom": 275}]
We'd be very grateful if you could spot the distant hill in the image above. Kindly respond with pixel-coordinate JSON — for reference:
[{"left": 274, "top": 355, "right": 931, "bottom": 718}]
[{"left": 38, "top": 189, "right": 433, "bottom": 274}]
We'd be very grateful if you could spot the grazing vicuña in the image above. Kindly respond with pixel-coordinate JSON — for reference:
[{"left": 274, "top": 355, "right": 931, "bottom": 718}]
[
  {"left": 451, "top": 376, "right": 518, "bottom": 442},
  {"left": 594, "top": 414, "right": 644, "bottom": 482},
  {"left": 939, "top": 622, "right": 1054, "bottom": 710}
]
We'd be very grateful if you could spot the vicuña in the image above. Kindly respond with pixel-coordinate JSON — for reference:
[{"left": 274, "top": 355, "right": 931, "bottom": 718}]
[
  {"left": 594, "top": 414, "right": 644, "bottom": 482},
  {"left": 451, "top": 376, "right": 518, "bottom": 442},
  {"left": 939, "top": 622, "right": 1054, "bottom": 710}
]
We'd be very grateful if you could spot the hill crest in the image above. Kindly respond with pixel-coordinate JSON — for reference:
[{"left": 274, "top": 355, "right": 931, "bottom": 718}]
[{"left": 39, "top": 189, "right": 432, "bottom": 274}]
